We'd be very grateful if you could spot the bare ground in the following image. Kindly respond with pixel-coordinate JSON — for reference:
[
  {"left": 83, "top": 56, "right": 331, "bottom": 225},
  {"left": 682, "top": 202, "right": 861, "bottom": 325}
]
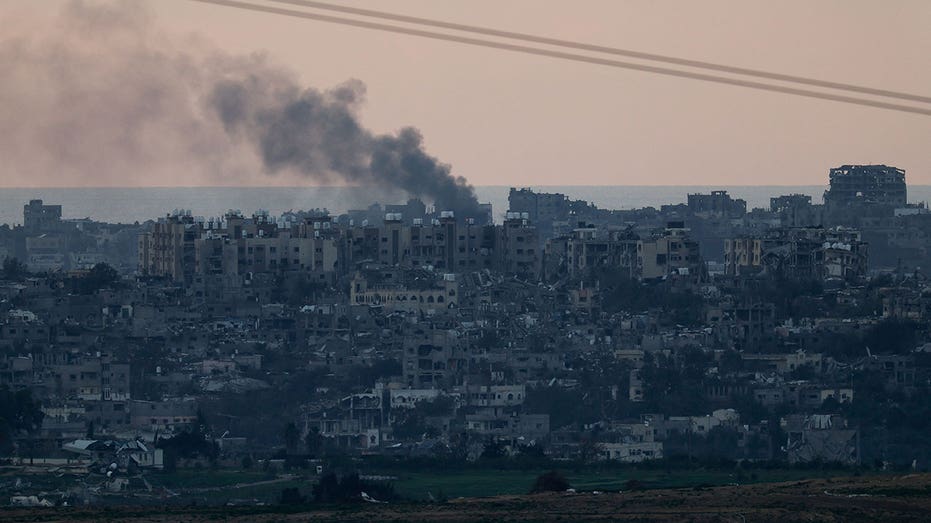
[{"left": 3, "top": 473, "right": 931, "bottom": 522}]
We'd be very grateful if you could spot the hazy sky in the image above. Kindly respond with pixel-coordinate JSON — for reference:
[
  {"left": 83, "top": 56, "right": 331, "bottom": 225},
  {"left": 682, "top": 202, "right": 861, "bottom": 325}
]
[{"left": 2, "top": 0, "right": 929, "bottom": 187}]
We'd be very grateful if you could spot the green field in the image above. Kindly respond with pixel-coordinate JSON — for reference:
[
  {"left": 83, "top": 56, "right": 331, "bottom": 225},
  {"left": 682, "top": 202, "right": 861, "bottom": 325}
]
[
  {"left": 145, "top": 467, "right": 870, "bottom": 502},
  {"left": 144, "top": 469, "right": 311, "bottom": 505},
  {"left": 2, "top": 466, "right": 869, "bottom": 506},
  {"left": 377, "top": 467, "right": 862, "bottom": 500},
  {"left": 147, "top": 469, "right": 274, "bottom": 489}
]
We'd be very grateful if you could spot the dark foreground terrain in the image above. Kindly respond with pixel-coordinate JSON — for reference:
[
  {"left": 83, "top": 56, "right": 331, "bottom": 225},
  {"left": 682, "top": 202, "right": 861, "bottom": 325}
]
[{"left": 3, "top": 473, "right": 931, "bottom": 522}]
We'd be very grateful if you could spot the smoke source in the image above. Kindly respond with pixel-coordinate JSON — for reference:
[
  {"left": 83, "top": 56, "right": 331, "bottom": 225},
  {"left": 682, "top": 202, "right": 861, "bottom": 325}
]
[{"left": 0, "top": 0, "right": 482, "bottom": 217}]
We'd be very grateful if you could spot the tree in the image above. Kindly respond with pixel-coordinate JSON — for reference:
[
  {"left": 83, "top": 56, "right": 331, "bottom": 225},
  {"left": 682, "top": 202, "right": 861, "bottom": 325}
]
[
  {"left": 530, "top": 470, "right": 571, "bottom": 493},
  {"left": 417, "top": 395, "right": 455, "bottom": 416},
  {"left": 589, "top": 269, "right": 705, "bottom": 326},
  {"left": 480, "top": 438, "right": 507, "bottom": 460},
  {"left": 624, "top": 479, "right": 646, "bottom": 491},
  {"left": 787, "top": 363, "right": 817, "bottom": 381},
  {"left": 525, "top": 386, "right": 599, "bottom": 429},
  {"left": 312, "top": 472, "right": 395, "bottom": 503},
  {"left": 305, "top": 427, "right": 324, "bottom": 456},
  {"left": 391, "top": 397, "right": 454, "bottom": 440},
  {"left": 272, "top": 273, "right": 328, "bottom": 305},
  {"left": 77, "top": 263, "right": 120, "bottom": 294},
  {"left": 639, "top": 352, "right": 711, "bottom": 416},
  {"left": 517, "top": 442, "right": 547, "bottom": 459},
  {"left": 577, "top": 438, "right": 603, "bottom": 464},
  {"left": 694, "top": 426, "right": 740, "bottom": 461},
  {"left": 719, "top": 350, "right": 743, "bottom": 376},
  {"left": 743, "top": 278, "right": 822, "bottom": 320},
  {"left": 347, "top": 359, "right": 402, "bottom": 388},
  {"left": 864, "top": 319, "right": 921, "bottom": 355},
  {"left": 0, "top": 386, "right": 44, "bottom": 456},
  {"left": 279, "top": 487, "right": 306, "bottom": 505},
  {"left": 283, "top": 422, "right": 301, "bottom": 454},
  {"left": 156, "top": 416, "right": 218, "bottom": 469},
  {"left": 1, "top": 257, "right": 28, "bottom": 280}
]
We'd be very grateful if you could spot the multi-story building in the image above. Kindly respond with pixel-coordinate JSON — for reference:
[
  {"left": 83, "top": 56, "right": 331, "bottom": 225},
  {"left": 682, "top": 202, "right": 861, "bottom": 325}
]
[
  {"left": 23, "top": 199, "right": 63, "bottom": 232},
  {"left": 141, "top": 210, "right": 541, "bottom": 283},
  {"left": 24, "top": 235, "right": 66, "bottom": 272},
  {"left": 770, "top": 194, "right": 823, "bottom": 227},
  {"left": 723, "top": 237, "right": 762, "bottom": 276},
  {"left": 725, "top": 227, "right": 869, "bottom": 281},
  {"left": 138, "top": 212, "right": 198, "bottom": 282},
  {"left": 497, "top": 212, "right": 541, "bottom": 279},
  {"left": 401, "top": 326, "right": 466, "bottom": 388},
  {"left": 551, "top": 225, "right": 639, "bottom": 279},
  {"left": 824, "top": 164, "right": 906, "bottom": 208},
  {"left": 350, "top": 270, "right": 458, "bottom": 313},
  {"left": 687, "top": 190, "right": 746, "bottom": 218},
  {"left": 637, "top": 222, "right": 703, "bottom": 282},
  {"left": 508, "top": 188, "right": 570, "bottom": 239},
  {"left": 130, "top": 399, "right": 199, "bottom": 431},
  {"left": 50, "top": 355, "right": 130, "bottom": 402}
]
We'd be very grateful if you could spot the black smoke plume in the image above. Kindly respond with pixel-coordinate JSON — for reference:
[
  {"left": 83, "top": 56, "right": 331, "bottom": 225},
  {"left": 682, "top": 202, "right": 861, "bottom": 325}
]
[
  {"left": 0, "top": 1, "right": 482, "bottom": 218},
  {"left": 211, "top": 75, "right": 481, "bottom": 217}
]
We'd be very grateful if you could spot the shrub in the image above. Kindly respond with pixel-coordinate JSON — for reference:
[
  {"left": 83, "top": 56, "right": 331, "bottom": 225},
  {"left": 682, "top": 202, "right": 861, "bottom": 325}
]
[
  {"left": 530, "top": 470, "right": 571, "bottom": 493},
  {"left": 279, "top": 487, "right": 305, "bottom": 505},
  {"left": 312, "top": 472, "right": 396, "bottom": 503}
]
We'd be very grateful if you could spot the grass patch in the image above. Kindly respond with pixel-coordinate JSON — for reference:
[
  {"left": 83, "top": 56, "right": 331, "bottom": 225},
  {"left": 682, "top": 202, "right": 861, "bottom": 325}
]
[
  {"left": 148, "top": 469, "right": 273, "bottom": 489},
  {"left": 378, "top": 467, "right": 864, "bottom": 500}
]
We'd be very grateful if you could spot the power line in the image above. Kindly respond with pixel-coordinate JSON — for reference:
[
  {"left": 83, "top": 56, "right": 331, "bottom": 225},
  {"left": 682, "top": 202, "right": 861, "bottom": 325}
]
[
  {"left": 267, "top": 0, "right": 931, "bottom": 105},
  {"left": 189, "top": 0, "right": 931, "bottom": 117}
]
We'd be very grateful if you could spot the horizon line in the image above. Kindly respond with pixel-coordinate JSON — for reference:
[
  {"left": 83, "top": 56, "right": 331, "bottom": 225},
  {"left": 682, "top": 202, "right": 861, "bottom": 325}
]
[{"left": 0, "top": 184, "right": 841, "bottom": 189}]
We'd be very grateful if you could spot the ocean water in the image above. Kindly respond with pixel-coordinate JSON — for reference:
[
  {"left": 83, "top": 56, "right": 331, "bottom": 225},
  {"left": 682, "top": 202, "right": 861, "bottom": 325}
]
[{"left": 2, "top": 185, "right": 930, "bottom": 226}]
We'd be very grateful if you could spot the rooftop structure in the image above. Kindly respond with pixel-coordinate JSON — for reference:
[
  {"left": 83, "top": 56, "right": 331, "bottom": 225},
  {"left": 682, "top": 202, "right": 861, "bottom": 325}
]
[
  {"left": 687, "top": 190, "right": 747, "bottom": 218},
  {"left": 824, "top": 164, "right": 906, "bottom": 208},
  {"left": 23, "top": 199, "right": 62, "bottom": 232}
]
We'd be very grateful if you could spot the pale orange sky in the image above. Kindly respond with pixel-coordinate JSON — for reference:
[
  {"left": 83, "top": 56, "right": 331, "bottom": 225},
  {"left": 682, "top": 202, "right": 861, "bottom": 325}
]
[{"left": 2, "top": 0, "right": 930, "bottom": 187}]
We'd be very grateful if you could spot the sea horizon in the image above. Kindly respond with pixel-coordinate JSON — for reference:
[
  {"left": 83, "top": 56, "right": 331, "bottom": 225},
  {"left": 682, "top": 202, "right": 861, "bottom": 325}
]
[{"left": 3, "top": 184, "right": 929, "bottom": 227}]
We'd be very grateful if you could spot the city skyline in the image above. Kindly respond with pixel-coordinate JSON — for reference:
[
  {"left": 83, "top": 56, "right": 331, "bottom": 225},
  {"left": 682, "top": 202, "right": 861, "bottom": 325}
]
[{"left": 5, "top": 2, "right": 931, "bottom": 518}]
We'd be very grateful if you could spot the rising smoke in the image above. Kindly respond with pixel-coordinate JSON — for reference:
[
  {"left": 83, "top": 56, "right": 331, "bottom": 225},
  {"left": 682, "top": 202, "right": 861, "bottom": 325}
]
[{"left": 0, "top": 0, "right": 481, "bottom": 217}]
